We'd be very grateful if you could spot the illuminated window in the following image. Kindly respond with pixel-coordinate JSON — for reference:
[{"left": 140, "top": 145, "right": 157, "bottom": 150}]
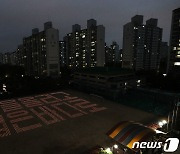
[
  {"left": 174, "top": 62, "right": 180, "bottom": 66},
  {"left": 174, "top": 47, "right": 177, "bottom": 50}
]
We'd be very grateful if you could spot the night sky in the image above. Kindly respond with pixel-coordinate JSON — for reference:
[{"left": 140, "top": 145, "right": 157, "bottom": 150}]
[{"left": 0, "top": 0, "right": 179, "bottom": 53}]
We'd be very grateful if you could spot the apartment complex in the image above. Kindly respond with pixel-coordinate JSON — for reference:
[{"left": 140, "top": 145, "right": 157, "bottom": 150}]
[
  {"left": 63, "top": 19, "right": 105, "bottom": 68},
  {"left": 122, "top": 15, "right": 162, "bottom": 71},
  {"left": 23, "top": 22, "right": 60, "bottom": 76},
  {"left": 169, "top": 8, "right": 180, "bottom": 74}
]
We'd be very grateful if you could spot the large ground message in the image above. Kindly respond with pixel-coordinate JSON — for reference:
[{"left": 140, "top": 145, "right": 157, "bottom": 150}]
[{"left": 0, "top": 92, "right": 107, "bottom": 137}]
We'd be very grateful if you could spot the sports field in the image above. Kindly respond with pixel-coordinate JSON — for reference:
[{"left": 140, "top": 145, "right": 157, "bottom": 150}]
[{"left": 0, "top": 90, "right": 158, "bottom": 154}]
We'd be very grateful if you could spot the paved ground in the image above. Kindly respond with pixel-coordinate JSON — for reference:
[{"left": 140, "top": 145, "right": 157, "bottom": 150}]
[{"left": 0, "top": 89, "right": 160, "bottom": 154}]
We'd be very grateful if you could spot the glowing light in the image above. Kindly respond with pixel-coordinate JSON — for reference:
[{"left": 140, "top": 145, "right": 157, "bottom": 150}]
[
  {"left": 162, "top": 120, "right": 167, "bottom": 125},
  {"left": 113, "top": 144, "right": 118, "bottom": 149},
  {"left": 0, "top": 92, "right": 107, "bottom": 138},
  {"left": 137, "top": 80, "right": 141, "bottom": 83},
  {"left": 158, "top": 121, "right": 163, "bottom": 128},
  {"left": 3, "top": 84, "right": 7, "bottom": 92},
  {"left": 105, "top": 148, "right": 112, "bottom": 153},
  {"left": 174, "top": 62, "right": 180, "bottom": 66},
  {"left": 155, "top": 129, "right": 167, "bottom": 134}
]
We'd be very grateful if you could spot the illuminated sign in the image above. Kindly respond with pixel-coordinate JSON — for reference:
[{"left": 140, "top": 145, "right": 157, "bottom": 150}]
[{"left": 0, "top": 92, "right": 107, "bottom": 137}]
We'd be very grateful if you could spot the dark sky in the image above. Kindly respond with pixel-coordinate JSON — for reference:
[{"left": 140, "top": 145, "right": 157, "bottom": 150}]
[{"left": 0, "top": 0, "right": 179, "bottom": 53}]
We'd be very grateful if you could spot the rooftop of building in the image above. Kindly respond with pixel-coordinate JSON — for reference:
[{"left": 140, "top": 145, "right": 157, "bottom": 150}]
[{"left": 74, "top": 67, "right": 134, "bottom": 76}]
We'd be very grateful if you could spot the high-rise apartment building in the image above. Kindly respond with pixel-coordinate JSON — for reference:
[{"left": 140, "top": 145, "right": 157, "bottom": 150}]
[
  {"left": 16, "top": 45, "right": 24, "bottom": 67},
  {"left": 9, "top": 51, "right": 16, "bottom": 65},
  {"left": 64, "top": 19, "right": 105, "bottom": 68},
  {"left": 59, "top": 41, "right": 66, "bottom": 67},
  {"left": 144, "top": 19, "right": 162, "bottom": 70},
  {"left": 122, "top": 15, "right": 145, "bottom": 70},
  {"left": 23, "top": 22, "right": 60, "bottom": 76},
  {"left": 122, "top": 15, "right": 162, "bottom": 71},
  {"left": 168, "top": 8, "right": 180, "bottom": 74},
  {"left": 0, "top": 52, "right": 17, "bottom": 65},
  {"left": 159, "top": 42, "right": 169, "bottom": 73},
  {"left": 2, "top": 52, "right": 11, "bottom": 64},
  {"left": 105, "top": 41, "right": 120, "bottom": 64}
]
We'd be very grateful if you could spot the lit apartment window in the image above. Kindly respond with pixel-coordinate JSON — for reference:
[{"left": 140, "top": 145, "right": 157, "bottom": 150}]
[
  {"left": 176, "top": 55, "right": 180, "bottom": 58},
  {"left": 174, "top": 47, "right": 177, "bottom": 50},
  {"left": 82, "top": 35, "right": 86, "bottom": 38},
  {"left": 41, "top": 38, "right": 45, "bottom": 42},
  {"left": 174, "top": 62, "right": 180, "bottom": 66}
]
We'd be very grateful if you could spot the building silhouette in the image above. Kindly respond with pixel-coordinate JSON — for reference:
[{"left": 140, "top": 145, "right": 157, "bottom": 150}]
[
  {"left": 144, "top": 19, "right": 162, "bottom": 71},
  {"left": 159, "top": 42, "right": 169, "bottom": 73},
  {"left": 105, "top": 41, "right": 120, "bottom": 64},
  {"left": 63, "top": 19, "right": 105, "bottom": 68},
  {"left": 23, "top": 22, "right": 60, "bottom": 76},
  {"left": 122, "top": 15, "right": 162, "bottom": 71},
  {"left": 15, "top": 45, "right": 24, "bottom": 67},
  {"left": 168, "top": 8, "right": 180, "bottom": 74}
]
